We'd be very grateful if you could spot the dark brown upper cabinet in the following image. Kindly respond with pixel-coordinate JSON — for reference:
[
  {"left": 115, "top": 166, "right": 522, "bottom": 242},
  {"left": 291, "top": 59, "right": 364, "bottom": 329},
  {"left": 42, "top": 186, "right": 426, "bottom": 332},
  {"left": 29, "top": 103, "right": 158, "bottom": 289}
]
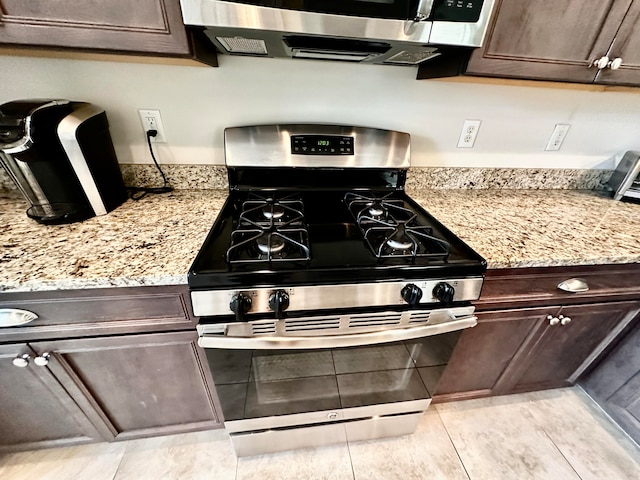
[
  {"left": 465, "top": 0, "right": 640, "bottom": 86},
  {"left": 0, "top": 0, "right": 217, "bottom": 65}
]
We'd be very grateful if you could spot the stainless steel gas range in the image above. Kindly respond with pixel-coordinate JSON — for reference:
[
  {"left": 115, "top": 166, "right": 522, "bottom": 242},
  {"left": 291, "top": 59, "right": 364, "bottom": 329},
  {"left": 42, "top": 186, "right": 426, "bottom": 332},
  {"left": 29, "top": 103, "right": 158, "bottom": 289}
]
[{"left": 188, "top": 124, "right": 486, "bottom": 456}]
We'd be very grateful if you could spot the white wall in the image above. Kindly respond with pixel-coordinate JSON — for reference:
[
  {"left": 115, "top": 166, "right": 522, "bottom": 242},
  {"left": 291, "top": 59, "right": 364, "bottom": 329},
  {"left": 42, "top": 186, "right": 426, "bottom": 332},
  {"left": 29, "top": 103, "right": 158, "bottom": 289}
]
[{"left": 2, "top": 53, "right": 640, "bottom": 169}]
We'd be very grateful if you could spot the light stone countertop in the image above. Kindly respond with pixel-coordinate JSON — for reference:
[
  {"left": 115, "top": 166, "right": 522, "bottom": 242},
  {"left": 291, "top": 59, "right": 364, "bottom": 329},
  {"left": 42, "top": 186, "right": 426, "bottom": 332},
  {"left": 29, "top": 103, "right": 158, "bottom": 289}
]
[{"left": 1, "top": 188, "right": 639, "bottom": 293}]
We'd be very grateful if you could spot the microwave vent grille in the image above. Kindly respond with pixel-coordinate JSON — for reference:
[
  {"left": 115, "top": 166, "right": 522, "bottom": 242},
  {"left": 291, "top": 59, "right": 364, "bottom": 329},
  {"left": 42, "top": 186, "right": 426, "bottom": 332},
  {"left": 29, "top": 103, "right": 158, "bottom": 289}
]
[
  {"left": 384, "top": 50, "right": 441, "bottom": 65},
  {"left": 216, "top": 36, "right": 268, "bottom": 55}
]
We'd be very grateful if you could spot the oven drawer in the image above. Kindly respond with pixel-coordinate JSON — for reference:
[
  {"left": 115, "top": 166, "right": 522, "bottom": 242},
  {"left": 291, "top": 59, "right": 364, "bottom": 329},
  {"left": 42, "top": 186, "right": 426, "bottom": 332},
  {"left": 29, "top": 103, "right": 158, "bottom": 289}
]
[
  {"left": 231, "top": 422, "right": 347, "bottom": 457},
  {"left": 230, "top": 411, "right": 425, "bottom": 457}
]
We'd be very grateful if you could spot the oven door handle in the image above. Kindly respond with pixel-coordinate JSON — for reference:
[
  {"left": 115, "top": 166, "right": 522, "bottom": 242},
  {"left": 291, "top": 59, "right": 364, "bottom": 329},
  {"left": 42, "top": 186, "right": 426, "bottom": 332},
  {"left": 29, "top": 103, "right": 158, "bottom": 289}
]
[{"left": 197, "top": 315, "right": 477, "bottom": 350}]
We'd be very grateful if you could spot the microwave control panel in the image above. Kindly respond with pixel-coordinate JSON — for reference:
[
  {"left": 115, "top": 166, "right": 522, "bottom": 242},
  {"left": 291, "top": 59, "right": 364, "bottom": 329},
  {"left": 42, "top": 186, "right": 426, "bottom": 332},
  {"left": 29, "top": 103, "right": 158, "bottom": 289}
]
[
  {"left": 432, "top": 0, "right": 484, "bottom": 22},
  {"left": 291, "top": 135, "right": 354, "bottom": 155}
]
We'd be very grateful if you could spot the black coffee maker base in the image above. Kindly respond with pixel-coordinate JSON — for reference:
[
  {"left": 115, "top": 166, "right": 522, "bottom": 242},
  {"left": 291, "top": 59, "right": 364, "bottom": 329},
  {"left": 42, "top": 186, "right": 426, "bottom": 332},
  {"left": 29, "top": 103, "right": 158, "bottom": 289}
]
[{"left": 27, "top": 203, "right": 94, "bottom": 225}]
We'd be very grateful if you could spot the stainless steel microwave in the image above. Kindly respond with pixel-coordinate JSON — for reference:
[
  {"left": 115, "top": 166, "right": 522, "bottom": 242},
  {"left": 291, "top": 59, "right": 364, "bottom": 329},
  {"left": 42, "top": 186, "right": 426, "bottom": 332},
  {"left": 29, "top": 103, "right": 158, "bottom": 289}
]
[{"left": 180, "top": 0, "right": 496, "bottom": 66}]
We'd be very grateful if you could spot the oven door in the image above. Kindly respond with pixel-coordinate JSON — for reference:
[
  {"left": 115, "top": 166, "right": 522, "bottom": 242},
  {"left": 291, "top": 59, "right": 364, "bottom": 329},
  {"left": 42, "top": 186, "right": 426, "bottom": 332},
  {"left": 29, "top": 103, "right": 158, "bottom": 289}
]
[{"left": 199, "top": 306, "right": 475, "bottom": 456}]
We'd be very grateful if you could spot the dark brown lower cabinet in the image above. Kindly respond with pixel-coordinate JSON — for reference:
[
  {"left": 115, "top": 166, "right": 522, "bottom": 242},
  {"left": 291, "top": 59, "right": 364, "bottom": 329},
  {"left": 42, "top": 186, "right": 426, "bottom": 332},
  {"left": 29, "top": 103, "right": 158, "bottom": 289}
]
[
  {"left": 506, "top": 302, "right": 640, "bottom": 393},
  {"left": 434, "top": 301, "right": 640, "bottom": 403},
  {"left": 434, "top": 307, "right": 547, "bottom": 401},
  {"left": 0, "top": 332, "right": 221, "bottom": 453},
  {"left": 0, "top": 343, "right": 103, "bottom": 452}
]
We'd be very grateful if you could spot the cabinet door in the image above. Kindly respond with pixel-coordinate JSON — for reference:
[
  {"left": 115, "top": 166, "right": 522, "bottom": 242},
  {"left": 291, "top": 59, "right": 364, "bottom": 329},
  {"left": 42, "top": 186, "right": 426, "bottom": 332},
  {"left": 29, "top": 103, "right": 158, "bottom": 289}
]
[
  {"left": 606, "top": 372, "right": 640, "bottom": 442},
  {"left": 581, "top": 320, "right": 640, "bottom": 443},
  {"left": 466, "top": 0, "right": 632, "bottom": 83},
  {"left": 433, "top": 307, "right": 548, "bottom": 402},
  {"left": 596, "top": 1, "right": 640, "bottom": 85},
  {"left": 0, "top": 0, "right": 190, "bottom": 55},
  {"left": 511, "top": 301, "right": 640, "bottom": 392},
  {"left": 0, "top": 344, "right": 103, "bottom": 453},
  {"left": 32, "top": 331, "right": 222, "bottom": 441}
]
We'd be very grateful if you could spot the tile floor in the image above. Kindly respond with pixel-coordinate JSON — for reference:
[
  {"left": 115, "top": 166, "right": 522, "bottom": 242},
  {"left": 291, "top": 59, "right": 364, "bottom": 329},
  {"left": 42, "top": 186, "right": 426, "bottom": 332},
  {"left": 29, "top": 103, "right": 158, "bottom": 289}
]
[{"left": 1, "top": 387, "right": 639, "bottom": 480}]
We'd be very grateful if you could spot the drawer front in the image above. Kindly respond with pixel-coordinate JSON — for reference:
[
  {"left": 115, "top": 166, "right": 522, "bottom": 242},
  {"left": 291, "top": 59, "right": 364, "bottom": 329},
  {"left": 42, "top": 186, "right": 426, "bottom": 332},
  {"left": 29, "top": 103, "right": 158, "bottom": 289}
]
[
  {"left": 477, "top": 264, "right": 640, "bottom": 310},
  {"left": 0, "top": 286, "right": 195, "bottom": 341}
]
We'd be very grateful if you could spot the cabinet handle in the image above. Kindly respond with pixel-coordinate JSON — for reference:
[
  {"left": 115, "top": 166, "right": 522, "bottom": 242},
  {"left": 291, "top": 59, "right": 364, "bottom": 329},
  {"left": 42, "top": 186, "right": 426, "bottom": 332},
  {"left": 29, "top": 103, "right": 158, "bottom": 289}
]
[
  {"left": 547, "top": 315, "right": 560, "bottom": 326},
  {"left": 559, "top": 315, "right": 572, "bottom": 326},
  {"left": 0, "top": 308, "right": 38, "bottom": 327},
  {"left": 34, "top": 352, "right": 50, "bottom": 367},
  {"left": 591, "top": 56, "right": 610, "bottom": 69},
  {"left": 608, "top": 57, "right": 623, "bottom": 70},
  {"left": 12, "top": 354, "right": 31, "bottom": 367},
  {"left": 557, "top": 278, "right": 589, "bottom": 293}
]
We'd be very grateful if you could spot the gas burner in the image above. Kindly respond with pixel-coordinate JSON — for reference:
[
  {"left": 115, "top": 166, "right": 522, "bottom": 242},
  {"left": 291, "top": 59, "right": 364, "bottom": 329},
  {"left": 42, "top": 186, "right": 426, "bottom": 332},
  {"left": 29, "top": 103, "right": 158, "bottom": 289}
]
[
  {"left": 257, "top": 234, "right": 285, "bottom": 254},
  {"left": 345, "top": 192, "right": 450, "bottom": 260},
  {"left": 262, "top": 204, "right": 285, "bottom": 220},
  {"left": 386, "top": 236, "right": 413, "bottom": 251}
]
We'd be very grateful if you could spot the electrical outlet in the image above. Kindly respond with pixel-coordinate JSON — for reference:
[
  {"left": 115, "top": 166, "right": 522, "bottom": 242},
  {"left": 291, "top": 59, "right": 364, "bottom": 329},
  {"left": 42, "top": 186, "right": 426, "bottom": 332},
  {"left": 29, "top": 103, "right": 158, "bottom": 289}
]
[
  {"left": 457, "top": 120, "right": 482, "bottom": 148},
  {"left": 138, "top": 109, "right": 166, "bottom": 143},
  {"left": 545, "top": 124, "right": 570, "bottom": 151}
]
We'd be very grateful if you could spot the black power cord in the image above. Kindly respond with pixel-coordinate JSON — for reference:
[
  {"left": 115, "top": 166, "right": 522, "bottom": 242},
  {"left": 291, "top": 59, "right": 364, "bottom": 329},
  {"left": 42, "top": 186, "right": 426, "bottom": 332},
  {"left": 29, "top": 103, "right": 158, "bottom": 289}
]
[{"left": 128, "top": 129, "right": 174, "bottom": 200}]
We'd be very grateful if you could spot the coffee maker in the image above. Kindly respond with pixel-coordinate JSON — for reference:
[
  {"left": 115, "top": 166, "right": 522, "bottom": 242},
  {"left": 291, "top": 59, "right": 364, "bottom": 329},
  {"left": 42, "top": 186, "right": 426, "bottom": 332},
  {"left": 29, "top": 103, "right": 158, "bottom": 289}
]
[{"left": 0, "top": 99, "right": 126, "bottom": 224}]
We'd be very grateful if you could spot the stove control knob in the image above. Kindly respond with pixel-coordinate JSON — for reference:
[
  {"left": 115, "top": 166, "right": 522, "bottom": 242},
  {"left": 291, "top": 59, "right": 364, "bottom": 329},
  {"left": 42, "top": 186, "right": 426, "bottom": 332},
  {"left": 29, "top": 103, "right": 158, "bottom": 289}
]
[
  {"left": 269, "top": 290, "right": 290, "bottom": 319},
  {"left": 401, "top": 283, "right": 423, "bottom": 307},
  {"left": 230, "top": 293, "right": 252, "bottom": 322},
  {"left": 433, "top": 282, "right": 455, "bottom": 304}
]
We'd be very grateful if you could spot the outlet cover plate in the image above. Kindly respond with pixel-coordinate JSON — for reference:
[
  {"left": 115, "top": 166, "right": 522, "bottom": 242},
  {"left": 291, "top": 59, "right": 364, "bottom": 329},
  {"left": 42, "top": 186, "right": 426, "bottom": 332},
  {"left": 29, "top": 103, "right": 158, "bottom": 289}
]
[
  {"left": 545, "top": 124, "right": 570, "bottom": 151},
  {"left": 138, "top": 109, "right": 167, "bottom": 143},
  {"left": 457, "top": 120, "right": 482, "bottom": 148}
]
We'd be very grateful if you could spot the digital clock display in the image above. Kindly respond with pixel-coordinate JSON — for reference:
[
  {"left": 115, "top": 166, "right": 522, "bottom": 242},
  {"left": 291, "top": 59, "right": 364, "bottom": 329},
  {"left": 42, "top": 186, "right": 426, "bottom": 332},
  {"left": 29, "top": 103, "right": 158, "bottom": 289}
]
[{"left": 291, "top": 135, "right": 354, "bottom": 155}]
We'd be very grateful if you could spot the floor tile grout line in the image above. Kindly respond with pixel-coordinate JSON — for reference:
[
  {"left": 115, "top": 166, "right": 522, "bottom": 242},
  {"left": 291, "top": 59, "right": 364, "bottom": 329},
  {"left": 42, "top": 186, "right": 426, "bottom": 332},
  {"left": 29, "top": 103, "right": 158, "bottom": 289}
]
[
  {"left": 540, "top": 428, "right": 584, "bottom": 480},
  {"left": 523, "top": 392, "right": 584, "bottom": 480},
  {"left": 433, "top": 406, "right": 472, "bottom": 480},
  {"left": 110, "top": 444, "right": 128, "bottom": 480},
  {"left": 234, "top": 450, "right": 239, "bottom": 480},
  {"left": 345, "top": 440, "right": 357, "bottom": 480}
]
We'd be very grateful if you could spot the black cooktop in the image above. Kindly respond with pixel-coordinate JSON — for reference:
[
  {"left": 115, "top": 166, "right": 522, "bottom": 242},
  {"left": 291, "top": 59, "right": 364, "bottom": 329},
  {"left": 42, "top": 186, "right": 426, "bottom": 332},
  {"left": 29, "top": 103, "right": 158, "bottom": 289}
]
[{"left": 188, "top": 189, "right": 486, "bottom": 289}]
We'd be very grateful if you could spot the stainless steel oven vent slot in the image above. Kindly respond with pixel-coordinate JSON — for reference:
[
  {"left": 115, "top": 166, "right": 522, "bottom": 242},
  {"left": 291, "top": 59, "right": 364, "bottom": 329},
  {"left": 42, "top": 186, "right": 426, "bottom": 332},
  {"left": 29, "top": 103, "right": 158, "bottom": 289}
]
[
  {"left": 251, "top": 322, "right": 277, "bottom": 335},
  {"left": 408, "top": 312, "right": 432, "bottom": 324},
  {"left": 348, "top": 313, "right": 402, "bottom": 328},
  {"left": 285, "top": 318, "right": 341, "bottom": 332}
]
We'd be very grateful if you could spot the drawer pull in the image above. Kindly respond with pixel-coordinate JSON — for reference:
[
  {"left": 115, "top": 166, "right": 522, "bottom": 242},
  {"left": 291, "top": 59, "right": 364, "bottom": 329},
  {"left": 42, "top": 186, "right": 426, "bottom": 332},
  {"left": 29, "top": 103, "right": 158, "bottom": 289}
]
[
  {"left": 557, "top": 278, "right": 589, "bottom": 293},
  {"left": 0, "top": 308, "right": 38, "bottom": 327},
  {"left": 34, "top": 353, "right": 50, "bottom": 367},
  {"left": 559, "top": 315, "right": 572, "bottom": 326},
  {"left": 12, "top": 354, "right": 31, "bottom": 367}
]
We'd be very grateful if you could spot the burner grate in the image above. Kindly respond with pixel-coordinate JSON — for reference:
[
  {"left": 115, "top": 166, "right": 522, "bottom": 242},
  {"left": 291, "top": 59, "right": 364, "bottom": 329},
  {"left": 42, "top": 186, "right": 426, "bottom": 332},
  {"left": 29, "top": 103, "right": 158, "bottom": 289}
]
[
  {"left": 345, "top": 192, "right": 450, "bottom": 260},
  {"left": 227, "top": 193, "right": 311, "bottom": 264},
  {"left": 238, "top": 195, "right": 306, "bottom": 229}
]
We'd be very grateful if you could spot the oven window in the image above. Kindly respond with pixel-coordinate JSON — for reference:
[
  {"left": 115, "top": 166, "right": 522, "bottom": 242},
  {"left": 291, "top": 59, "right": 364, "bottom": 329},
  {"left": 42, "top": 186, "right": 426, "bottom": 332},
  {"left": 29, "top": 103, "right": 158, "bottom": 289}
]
[
  {"left": 205, "top": 332, "right": 460, "bottom": 422},
  {"left": 225, "top": 0, "right": 420, "bottom": 21}
]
